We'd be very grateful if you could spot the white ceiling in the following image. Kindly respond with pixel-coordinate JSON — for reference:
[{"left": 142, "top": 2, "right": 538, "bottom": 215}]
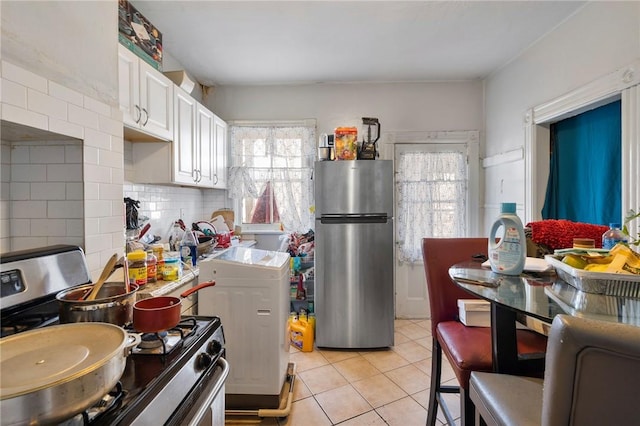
[{"left": 131, "top": 1, "right": 586, "bottom": 87}]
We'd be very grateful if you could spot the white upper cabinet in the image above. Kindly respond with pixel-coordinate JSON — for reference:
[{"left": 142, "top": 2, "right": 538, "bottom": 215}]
[
  {"left": 118, "top": 45, "right": 173, "bottom": 141},
  {"left": 197, "top": 103, "right": 215, "bottom": 187},
  {"left": 213, "top": 115, "right": 227, "bottom": 189},
  {"left": 173, "top": 87, "right": 198, "bottom": 184}
]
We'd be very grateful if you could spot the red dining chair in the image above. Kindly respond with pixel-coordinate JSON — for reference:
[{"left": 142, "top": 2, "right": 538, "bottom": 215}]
[{"left": 422, "top": 238, "right": 548, "bottom": 426}]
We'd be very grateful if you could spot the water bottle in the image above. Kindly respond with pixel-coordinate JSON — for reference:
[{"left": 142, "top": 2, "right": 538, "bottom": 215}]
[
  {"left": 180, "top": 229, "right": 198, "bottom": 268},
  {"left": 489, "top": 203, "right": 526, "bottom": 275},
  {"left": 602, "top": 223, "right": 627, "bottom": 250}
]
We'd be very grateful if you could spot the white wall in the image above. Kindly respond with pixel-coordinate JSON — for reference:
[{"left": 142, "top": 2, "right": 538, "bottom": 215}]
[
  {"left": 208, "top": 81, "right": 484, "bottom": 137},
  {"left": 483, "top": 2, "right": 640, "bottom": 231}
]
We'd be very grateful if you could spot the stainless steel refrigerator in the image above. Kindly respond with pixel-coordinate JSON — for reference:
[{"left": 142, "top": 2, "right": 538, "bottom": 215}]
[{"left": 314, "top": 160, "right": 394, "bottom": 348}]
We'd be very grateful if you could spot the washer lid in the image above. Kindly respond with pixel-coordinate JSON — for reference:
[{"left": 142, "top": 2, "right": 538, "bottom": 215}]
[{"left": 0, "top": 323, "right": 127, "bottom": 399}]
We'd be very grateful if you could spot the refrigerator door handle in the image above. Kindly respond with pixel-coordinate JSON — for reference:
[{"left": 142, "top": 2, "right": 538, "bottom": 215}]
[{"left": 320, "top": 214, "right": 388, "bottom": 224}]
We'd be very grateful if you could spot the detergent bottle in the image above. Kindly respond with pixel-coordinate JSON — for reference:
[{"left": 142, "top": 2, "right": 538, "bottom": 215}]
[
  {"left": 489, "top": 202, "right": 526, "bottom": 275},
  {"left": 290, "top": 316, "right": 314, "bottom": 352}
]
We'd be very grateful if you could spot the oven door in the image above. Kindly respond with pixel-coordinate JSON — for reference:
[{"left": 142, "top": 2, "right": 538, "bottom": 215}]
[{"left": 168, "top": 357, "right": 229, "bottom": 426}]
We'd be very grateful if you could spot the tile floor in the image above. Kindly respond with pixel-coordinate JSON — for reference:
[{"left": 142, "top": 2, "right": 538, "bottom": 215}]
[{"left": 225, "top": 319, "right": 462, "bottom": 426}]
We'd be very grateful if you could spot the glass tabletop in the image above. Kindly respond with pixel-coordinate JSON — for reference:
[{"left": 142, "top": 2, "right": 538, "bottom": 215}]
[{"left": 449, "top": 262, "right": 640, "bottom": 327}]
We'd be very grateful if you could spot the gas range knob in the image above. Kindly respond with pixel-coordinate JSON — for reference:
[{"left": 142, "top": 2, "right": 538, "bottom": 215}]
[
  {"left": 207, "top": 340, "right": 222, "bottom": 355},
  {"left": 196, "top": 352, "right": 213, "bottom": 370}
]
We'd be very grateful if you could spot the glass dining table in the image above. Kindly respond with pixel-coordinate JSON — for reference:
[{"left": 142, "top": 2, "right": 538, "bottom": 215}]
[{"left": 448, "top": 261, "right": 640, "bottom": 374}]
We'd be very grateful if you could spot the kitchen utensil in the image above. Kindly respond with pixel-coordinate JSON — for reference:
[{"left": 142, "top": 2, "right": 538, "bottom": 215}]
[
  {"left": 138, "top": 222, "right": 151, "bottom": 240},
  {"left": 211, "top": 208, "right": 235, "bottom": 231},
  {"left": 85, "top": 253, "right": 119, "bottom": 301},
  {"left": 0, "top": 323, "right": 140, "bottom": 425},
  {"left": 358, "top": 117, "right": 380, "bottom": 160},
  {"left": 56, "top": 283, "right": 139, "bottom": 327},
  {"left": 133, "top": 281, "right": 216, "bottom": 333},
  {"left": 197, "top": 235, "right": 216, "bottom": 256}
]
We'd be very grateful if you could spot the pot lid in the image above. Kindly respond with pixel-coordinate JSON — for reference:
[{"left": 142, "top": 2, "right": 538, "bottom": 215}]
[{"left": 0, "top": 323, "right": 127, "bottom": 399}]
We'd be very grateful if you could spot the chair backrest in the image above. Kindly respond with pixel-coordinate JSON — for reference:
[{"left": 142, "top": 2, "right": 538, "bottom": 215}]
[
  {"left": 421, "top": 238, "right": 489, "bottom": 336},
  {"left": 542, "top": 315, "right": 640, "bottom": 426}
]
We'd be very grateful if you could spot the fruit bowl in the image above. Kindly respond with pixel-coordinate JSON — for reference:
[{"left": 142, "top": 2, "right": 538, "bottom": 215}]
[{"left": 545, "top": 255, "right": 640, "bottom": 298}]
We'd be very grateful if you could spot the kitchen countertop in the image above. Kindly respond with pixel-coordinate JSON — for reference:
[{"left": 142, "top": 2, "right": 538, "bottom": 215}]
[{"left": 136, "top": 239, "right": 257, "bottom": 299}]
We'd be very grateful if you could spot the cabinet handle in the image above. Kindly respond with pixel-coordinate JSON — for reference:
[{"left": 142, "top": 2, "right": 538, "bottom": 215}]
[
  {"left": 197, "top": 170, "right": 202, "bottom": 183},
  {"left": 141, "top": 108, "right": 149, "bottom": 125},
  {"left": 134, "top": 105, "right": 142, "bottom": 123},
  {"left": 213, "top": 174, "right": 218, "bottom": 185},
  {"left": 192, "top": 169, "right": 198, "bottom": 182}
]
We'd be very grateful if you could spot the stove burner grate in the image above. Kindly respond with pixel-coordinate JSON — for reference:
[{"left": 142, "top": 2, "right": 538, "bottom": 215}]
[{"left": 129, "top": 317, "right": 200, "bottom": 356}]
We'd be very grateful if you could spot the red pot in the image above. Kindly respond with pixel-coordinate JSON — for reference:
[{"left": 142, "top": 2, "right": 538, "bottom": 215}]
[{"left": 133, "top": 281, "right": 215, "bottom": 333}]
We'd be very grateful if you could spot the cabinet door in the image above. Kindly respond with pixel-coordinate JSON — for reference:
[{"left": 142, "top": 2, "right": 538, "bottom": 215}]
[
  {"left": 118, "top": 46, "right": 141, "bottom": 128},
  {"left": 213, "top": 115, "right": 228, "bottom": 189},
  {"left": 139, "top": 59, "right": 173, "bottom": 140},
  {"left": 173, "top": 88, "right": 197, "bottom": 185},
  {"left": 197, "top": 103, "right": 215, "bottom": 187}
]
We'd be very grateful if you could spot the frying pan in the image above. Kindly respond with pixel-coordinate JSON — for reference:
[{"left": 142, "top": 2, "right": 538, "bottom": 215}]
[{"left": 133, "top": 281, "right": 216, "bottom": 333}]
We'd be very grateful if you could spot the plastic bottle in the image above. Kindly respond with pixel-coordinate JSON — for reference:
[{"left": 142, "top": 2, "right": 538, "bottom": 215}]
[
  {"left": 489, "top": 203, "right": 526, "bottom": 276},
  {"left": 168, "top": 222, "right": 184, "bottom": 251},
  {"left": 146, "top": 250, "right": 157, "bottom": 283},
  {"left": 151, "top": 243, "right": 164, "bottom": 281},
  {"left": 602, "top": 223, "right": 627, "bottom": 250},
  {"left": 180, "top": 229, "right": 198, "bottom": 268},
  {"left": 289, "top": 318, "right": 314, "bottom": 352}
]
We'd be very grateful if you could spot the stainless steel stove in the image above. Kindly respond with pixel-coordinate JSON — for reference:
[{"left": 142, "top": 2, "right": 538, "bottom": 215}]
[{"left": 1, "top": 245, "right": 228, "bottom": 426}]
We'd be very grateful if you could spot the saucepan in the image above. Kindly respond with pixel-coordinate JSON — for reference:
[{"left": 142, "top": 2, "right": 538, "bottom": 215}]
[
  {"left": 56, "top": 282, "right": 139, "bottom": 327},
  {"left": 133, "top": 281, "right": 216, "bottom": 333}
]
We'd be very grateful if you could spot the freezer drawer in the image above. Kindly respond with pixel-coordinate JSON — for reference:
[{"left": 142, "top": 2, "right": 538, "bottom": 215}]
[{"left": 315, "top": 219, "right": 394, "bottom": 348}]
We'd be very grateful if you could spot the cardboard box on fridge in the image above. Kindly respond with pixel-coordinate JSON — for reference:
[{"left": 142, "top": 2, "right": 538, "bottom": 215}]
[
  {"left": 118, "top": 0, "right": 163, "bottom": 70},
  {"left": 457, "top": 299, "right": 491, "bottom": 327}
]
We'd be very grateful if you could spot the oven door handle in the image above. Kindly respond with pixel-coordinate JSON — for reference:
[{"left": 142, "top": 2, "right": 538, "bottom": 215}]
[{"left": 187, "top": 357, "right": 229, "bottom": 426}]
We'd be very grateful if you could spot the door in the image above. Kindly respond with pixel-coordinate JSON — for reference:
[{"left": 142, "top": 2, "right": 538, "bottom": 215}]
[
  {"left": 213, "top": 115, "right": 227, "bottom": 189},
  {"left": 393, "top": 135, "right": 478, "bottom": 319},
  {"left": 173, "top": 87, "right": 197, "bottom": 185},
  {"left": 139, "top": 59, "right": 173, "bottom": 140},
  {"left": 197, "top": 103, "right": 215, "bottom": 187},
  {"left": 117, "top": 46, "right": 140, "bottom": 129}
]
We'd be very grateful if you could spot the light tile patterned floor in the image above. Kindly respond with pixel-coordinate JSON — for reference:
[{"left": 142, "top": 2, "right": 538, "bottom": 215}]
[{"left": 225, "top": 319, "right": 462, "bottom": 426}]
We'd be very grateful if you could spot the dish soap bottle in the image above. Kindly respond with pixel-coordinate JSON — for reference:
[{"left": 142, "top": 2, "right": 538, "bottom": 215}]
[
  {"left": 180, "top": 229, "right": 198, "bottom": 268},
  {"left": 489, "top": 202, "right": 526, "bottom": 275}
]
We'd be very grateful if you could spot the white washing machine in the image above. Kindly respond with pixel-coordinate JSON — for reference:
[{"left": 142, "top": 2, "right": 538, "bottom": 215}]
[{"left": 198, "top": 246, "right": 290, "bottom": 409}]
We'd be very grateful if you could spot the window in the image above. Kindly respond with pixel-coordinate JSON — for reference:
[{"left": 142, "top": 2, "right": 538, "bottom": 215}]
[
  {"left": 228, "top": 121, "right": 316, "bottom": 232},
  {"left": 395, "top": 144, "right": 468, "bottom": 262}
]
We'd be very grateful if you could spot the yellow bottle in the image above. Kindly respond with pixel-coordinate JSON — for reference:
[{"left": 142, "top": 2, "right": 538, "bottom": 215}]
[{"left": 290, "top": 318, "right": 314, "bottom": 352}]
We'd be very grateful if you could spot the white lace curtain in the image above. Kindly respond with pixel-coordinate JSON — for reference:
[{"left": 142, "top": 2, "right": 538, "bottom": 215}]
[
  {"left": 396, "top": 150, "right": 467, "bottom": 263},
  {"left": 229, "top": 124, "right": 316, "bottom": 233}
]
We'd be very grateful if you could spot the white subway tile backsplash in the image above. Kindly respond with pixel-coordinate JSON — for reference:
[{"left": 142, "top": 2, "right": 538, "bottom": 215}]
[
  {"left": 98, "top": 148, "right": 123, "bottom": 169},
  {"left": 84, "top": 127, "right": 111, "bottom": 150},
  {"left": 65, "top": 144, "right": 83, "bottom": 164},
  {"left": 66, "top": 219, "right": 84, "bottom": 237},
  {"left": 10, "top": 219, "right": 30, "bottom": 237},
  {"left": 30, "top": 218, "right": 67, "bottom": 236},
  {"left": 31, "top": 182, "right": 66, "bottom": 200},
  {"left": 100, "top": 215, "right": 125, "bottom": 234},
  {"left": 84, "top": 182, "right": 100, "bottom": 200},
  {"left": 49, "top": 118, "right": 84, "bottom": 139},
  {"left": 49, "top": 81, "right": 83, "bottom": 107},
  {"left": 84, "top": 199, "right": 112, "bottom": 218},
  {"left": 11, "top": 201, "right": 47, "bottom": 218},
  {"left": 12, "top": 237, "right": 51, "bottom": 251},
  {"left": 84, "top": 145, "right": 99, "bottom": 166},
  {"left": 28, "top": 88, "right": 67, "bottom": 121},
  {"left": 66, "top": 182, "right": 84, "bottom": 200},
  {"left": 68, "top": 103, "right": 99, "bottom": 129},
  {"left": 9, "top": 145, "right": 29, "bottom": 164},
  {"left": 9, "top": 182, "right": 30, "bottom": 200},
  {"left": 98, "top": 114, "right": 123, "bottom": 138},
  {"left": 99, "top": 183, "right": 123, "bottom": 201},
  {"left": 1, "top": 61, "right": 47, "bottom": 93},
  {"left": 29, "top": 145, "right": 66, "bottom": 164},
  {"left": 83, "top": 164, "right": 111, "bottom": 184},
  {"left": 112, "top": 166, "right": 125, "bottom": 185},
  {"left": 11, "top": 164, "right": 47, "bottom": 182},
  {"left": 2, "top": 103, "right": 48, "bottom": 130},
  {"left": 83, "top": 95, "right": 111, "bottom": 117},
  {"left": 1, "top": 78, "right": 27, "bottom": 108},
  {"left": 48, "top": 200, "right": 83, "bottom": 219},
  {"left": 47, "top": 164, "right": 82, "bottom": 182}
]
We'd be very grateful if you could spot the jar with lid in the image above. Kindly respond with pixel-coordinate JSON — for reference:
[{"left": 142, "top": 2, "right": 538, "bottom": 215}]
[
  {"left": 162, "top": 251, "right": 182, "bottom": 282},
  {"left": 146, "top": 250, "right": 157, "bottom": 283},
  {"left": 151, "top": 243, "right": 165, "bottom": 281},
  {"left": 127, "top": 250, "right": 148, "bottom": 287}
]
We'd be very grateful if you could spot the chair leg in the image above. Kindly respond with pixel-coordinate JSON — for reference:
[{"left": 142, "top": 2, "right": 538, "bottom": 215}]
[
  {"left": 426, "top": 339, "right": 441, "bottom": 426},
  {"left": 460, "top": 386, "right": 476, "bottom": 426}
]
